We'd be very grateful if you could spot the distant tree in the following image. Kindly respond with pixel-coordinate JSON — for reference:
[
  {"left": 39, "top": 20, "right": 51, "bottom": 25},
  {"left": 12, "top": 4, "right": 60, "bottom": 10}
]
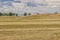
[
  {"left": 28, "top": 13, "right": 31, "bottom": 15},
  {"left": 54, "top": 12, "right": 58, "bottom": 14},
  {"left": 12, "top": 13, "right": 15, "bottom": 16},
  {"left": 4, "top": 13, "right": 8, "bottom": 16},
  {"left": 16, "top": 14, "right": 18, "bottom": 16},
  {"left": 24, "top": 12, "right": 27, "bottom": 16},
  {"left": 8, "top": 12, "right": 15, "bottom": 16},
  {"left": 37, "top": 13, "right": 39, "bottom": 15},
  {"left": 8, "top": 12, "right": 13, "bottom": 16},
  {"left": 0, "top": 12, "right": 3, "bottom": 16}
]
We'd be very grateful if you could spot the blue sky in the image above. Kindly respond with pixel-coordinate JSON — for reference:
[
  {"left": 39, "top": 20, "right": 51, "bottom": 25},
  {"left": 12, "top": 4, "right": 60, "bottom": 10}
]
[{"left": 0, "top": 0, "right": 60, "bottom": 14}]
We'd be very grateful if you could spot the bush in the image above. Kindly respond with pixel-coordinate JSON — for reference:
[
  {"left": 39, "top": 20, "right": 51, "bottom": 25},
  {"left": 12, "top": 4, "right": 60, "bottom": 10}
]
[
  {"left": 24, "top": 12, "right": 27, "bottom": 16},
  {"left": 28, "top": 13, "right": 31, "bottom": 15}
]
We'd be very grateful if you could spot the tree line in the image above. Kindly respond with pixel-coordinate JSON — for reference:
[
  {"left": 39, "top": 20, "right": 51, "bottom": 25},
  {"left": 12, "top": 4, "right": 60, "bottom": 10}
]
[
  {"left": 24, "top": 12, "right": 31, "bottom": 16},
  {"left": 0, "top": 12, "right": 58, "bottom": 16},
  {"left": 0, "top": 12, "right": 31, "bottom": 16},
  {"left": 0, "top": 12, "right": 18, "bottom": 16}
]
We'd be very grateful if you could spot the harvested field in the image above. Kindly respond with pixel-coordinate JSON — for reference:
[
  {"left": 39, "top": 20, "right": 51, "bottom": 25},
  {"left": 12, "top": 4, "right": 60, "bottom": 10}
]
[{"left": 0, "top": 14, "right": 60, "bottom": 40}]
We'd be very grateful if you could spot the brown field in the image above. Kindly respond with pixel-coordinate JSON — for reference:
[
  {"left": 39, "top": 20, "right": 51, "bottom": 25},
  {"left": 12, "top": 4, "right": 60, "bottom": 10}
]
[{"left": 0, "top": 14, "right": 60, "bottom": 40}]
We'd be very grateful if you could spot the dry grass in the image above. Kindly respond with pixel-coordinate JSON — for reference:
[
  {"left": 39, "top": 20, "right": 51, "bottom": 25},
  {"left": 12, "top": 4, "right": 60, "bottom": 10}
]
[
  {"left": 0, "top": 30, "right": 60, "bottom": 40},
  {"left": 0, "top": 14, "right": 60, "bottom": 40},
  {"left": 0, "top": 14, "right": 60, "bottom": 28},
  {"left": 0, "top": 24, "right": 60, "bottom": 29}
]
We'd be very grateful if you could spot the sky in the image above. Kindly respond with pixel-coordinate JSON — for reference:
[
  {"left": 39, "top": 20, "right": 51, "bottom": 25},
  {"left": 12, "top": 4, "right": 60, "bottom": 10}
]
[{"left": 0, "top": 0, "right": 60, "bottom": 14}]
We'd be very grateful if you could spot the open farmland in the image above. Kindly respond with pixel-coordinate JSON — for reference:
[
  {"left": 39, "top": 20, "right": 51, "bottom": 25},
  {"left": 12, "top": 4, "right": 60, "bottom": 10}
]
[{"left": 0, "top": 14, "right": 60, "bottom": 40}]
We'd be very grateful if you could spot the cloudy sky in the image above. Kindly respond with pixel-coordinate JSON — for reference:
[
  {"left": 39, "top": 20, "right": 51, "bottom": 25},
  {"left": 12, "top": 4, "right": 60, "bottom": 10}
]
[{"left": 0, "top": 0, "right": 60, "bottom": 14}]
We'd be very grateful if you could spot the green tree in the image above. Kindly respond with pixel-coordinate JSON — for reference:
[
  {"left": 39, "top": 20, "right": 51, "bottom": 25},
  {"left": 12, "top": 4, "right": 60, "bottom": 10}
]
[
  {"left": 4, "top": 13, "right": 8, "bottom": 16},
  {"left": 9, "top": 12, "right": 13, "bottom": 16},
  {"left": 24, "top": 12, "right": 27, "bottom": 16},
  {"left": 12, "top": 13, "right": 15, "bottom": 16},
  {"left": 8, "top": 12, "right": 15, "bottom": 16},
  {"left": 16, "top": 14, "right": 18, "bottom": 16},
  {"left": 0, "top": 12, "right": 3, "bottom": 16}
]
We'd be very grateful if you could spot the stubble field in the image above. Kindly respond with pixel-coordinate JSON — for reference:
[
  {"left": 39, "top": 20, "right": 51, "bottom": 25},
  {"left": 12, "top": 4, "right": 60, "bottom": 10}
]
[{"left": 0, "top": 14, "right": 60, "bottom": 40}]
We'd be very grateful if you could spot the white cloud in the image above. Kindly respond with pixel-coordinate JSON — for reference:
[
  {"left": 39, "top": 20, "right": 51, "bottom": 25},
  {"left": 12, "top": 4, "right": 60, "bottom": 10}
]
[
  {"left": 12, "top": 2, "right": 24, "bottom": 9},
  {"left": 46, "top": 0, "right": 60, "bottom": 7},
  {"left": 34, "top": 0, "right": 45, "bottom": 4},
  {"left": 0, "top": 0, "right": 60, "bottom": 14}
]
